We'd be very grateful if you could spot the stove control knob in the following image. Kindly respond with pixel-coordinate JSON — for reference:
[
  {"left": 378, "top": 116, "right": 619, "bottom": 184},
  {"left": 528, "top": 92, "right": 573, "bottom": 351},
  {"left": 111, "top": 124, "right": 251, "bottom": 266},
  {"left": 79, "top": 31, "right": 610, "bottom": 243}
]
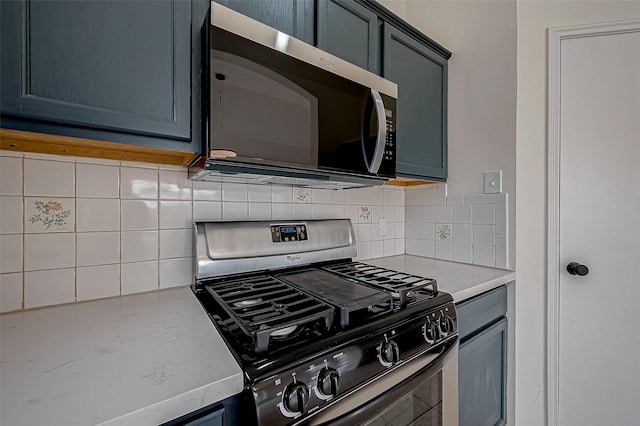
[
  {"left": 317, "top": 367, "right": 340, "bottom": 397},
  {"left": 423, "top": 321, "right": 440, "bottom": 343},
  {"left": 283, "top": 382, "right": 310, "bottom": 414},
  {"left": 378, "top": 340, "right": 400, "bottom": 367},
  {"left": 439, "top": 316, "right": 455, "bottom": 335}
]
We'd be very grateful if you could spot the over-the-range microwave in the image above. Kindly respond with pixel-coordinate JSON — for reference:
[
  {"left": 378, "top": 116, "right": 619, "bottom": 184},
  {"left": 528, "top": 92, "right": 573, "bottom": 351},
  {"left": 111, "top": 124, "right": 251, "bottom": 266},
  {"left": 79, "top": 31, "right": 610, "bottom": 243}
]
[{"left": 189, "top": 2, "right": 398, "bottom": 189}]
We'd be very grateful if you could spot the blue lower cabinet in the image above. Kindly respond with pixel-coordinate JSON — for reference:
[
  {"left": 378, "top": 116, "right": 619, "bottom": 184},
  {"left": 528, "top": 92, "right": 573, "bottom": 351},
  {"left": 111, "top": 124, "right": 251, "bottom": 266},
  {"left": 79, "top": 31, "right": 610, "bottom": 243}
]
[{"left": 0, "top": 0, "right": 200, "bottom": 152}]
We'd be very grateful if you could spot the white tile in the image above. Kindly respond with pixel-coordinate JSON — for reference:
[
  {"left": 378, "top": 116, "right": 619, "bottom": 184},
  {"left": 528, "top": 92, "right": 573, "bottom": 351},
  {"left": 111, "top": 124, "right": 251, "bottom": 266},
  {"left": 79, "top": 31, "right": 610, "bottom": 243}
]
[
  {"left": 293, "top": 187, "right": 311, "bottom": 203},
  {"left": 406, "top": 239, "right": 419, "bottom": 255},
  {"left": 0, "top": 196, "right": 23, "bottom": 234},
  {"left": 496, "top": 236, "right": 509, "bottom": 269},
  {"left": 419, "top": 187, "right": 437, "bottom": 206},
  {"left": 383, "top": 240, "right": 395, "bottom": 257},
  {"left": 121, "top": 161, "right": 158, "bottom": 169},
  {"left": 435, "top": 205, "right": 452, "bottom": 223},
  {"left": 0, "top": 272, "right": 22, "bottom": 312},
  {"left": 370, "top": 223, "right": 383, "bottom": 241},
  {"left": 371, "top": 187, "right": 385, "bottom": 205},
  {"left": 121, "top": 261, "right": 158, "bottom": 295},
  {"left": 359, "top": 206, "right": 372, "bottom": 223},
  {"left": 464, "top": 194, "right": 495, "bottom": 204},
  {"left": 120, "top": 167, "right": 158, "bottom": 199},
  {"left": 370, "top": 205, "right": 383, "bottom": 224},
  {"left": 77, "top": 265, "right": 120, "bottom": 301},
  {"left": 249, "top": 203, "right": 272, "bottom": 220},
  {"left": 383, "top": 205, "right": 395, "bottom": 222},
  {"left": 357, "top": 241, "right": 372, "bottom": 260},
  {"left": 394, "top": 239, "right": 404, "bottom": 255},
  {"left": 329, "top": 189, "right": 345, "bottom": 205},
  {"left": 76, "top": 163, "right": 119, "bottom": 198},
  {"left": 271, "top": 186, "right": 292, "bottom": 203},
  {"left": 436, "top": 183, "right": 447, "bottom": 205},
  {"left": 77, "top": 232, "right": 120, "bottom": 266},
  {"left": 158, "top": 164, "right": 185, "bottom": 171},
  {"left": 358, "top": 223, "right": 373, "bottom": 242},
  {"left": 405, "top": 206, "right": 419, "bottom": 222},
  {"left": 344, "top": 205, "right": 359, "bottom": 224},
  {"left": 193, "top": 201, "right": 222, "bottom": 221},
  {"left": 419, "top": 240, "right": 435, "bottom": 257},
  {"left": 453, "top": 224, "right": 473, "bottom": 244},
  {"left": 453, "top": 204, "right": 472, "bottom": 224},
  {"left": 312, "top": 204, "right": 334, "bottom": 219},
  {"left": 0, "top": 157, "right": 22, "bottom": 195},
  {"left": 24, "top": 268, "right": 75, "bottom": 309},
  {"left": 496, "top": 204, "right": 507, "bottom": 234},
  {"left": 223, "top": 202, "right": 248, "bottom": 220},
  {"left": 312, "top": 189, "right": 331, "bottom": 204},
  {"left": 24, "top": 152, "right": 75, "bottom": 162},
  {"left": 383, "top": 188, "right": 395, "bottom": 206},
  {"left": 159, "top": 258, "right": 193, "bottom": 288},
  {"left": 24, "top": 197, "right": 74, "bottom": 233},
  {"left": 159, "top": 170, "right": 192, "bottom": 200},
  {"left": 249, "top": 184, "right": 272, "bottom": 202},
  {"left": 419, "top": 206, "right": 435, "bottom": 223},
  {"left": 76, "top": 157, "right": 120, "bottom": 166},
  {"left": 192, "top": 181, "right": 222, "bottom": 201},
  {"left": 384, "top": 223, "right": 396, "bottom": 239},
  {"left": 406, "top": 222, "right": 419, "bottom": 237},
  {"left": 0, "top": 150, "right": 22, "bottom": 158},
  {"left": 406, "top": 188, "right": 420, "bottom": 206},
  {"left": 371, "top": 241, "right": 384, "bottom": 258},
  {"left": 446, "top": 195, "right": 464, "bottom": 205},
  {"left": 473, "top": 204, "right": 495, "bottom": 225},
  {"left": 24, "top": 233, "right": 75, "bottom": 271},
  {"left": 495, "top": 193, "right": 508, "bottom": 204},
  {"left": 436, "top": 224, "right": 452, "bottom": 241},
  {"left": 0, "top": 234, "right": 22, "bottom": 273},
  {"left": 24, "top": 159, "right": 74, "bottom": 197},
  {"left": 357, "top": 188, "right": 372, "bottom": 205},
  {"left": 344, "top": 188, "right": 360, "bottom": 205},
  {"left": 395, "top": 189, "right": 405, "bottom": 207},
  {"left": 394, "top": 206, "right": 404, "bottom": 223},
  {"left": 121, "top": 231, "right": 158, "bottom": 263},
  {"left": 394, "top": 223, "right": 405, "bottom": 239},
  {"left": 419, "top": 223, "right": 434, "bottom": 240},
  {"left": 474, "top": 245, "right": 496, "bottom": 267},
  {"left": 222, "top": 183, "right": 247, "bottom": 202},
  {"left": 121, "top": 200, "right": 158, "bottom": 231},
  {"left": 293, "top": 203, "right": 313, "bottom": 220},
  {"left": 474, "top": 225, "right": 496, "bottom": 246},
  {"left": 435, "top": 241, "right": 453, "bottom": 261},
  {"left": 453, "top": 243, "right": 473, "bottom": 264},
  {"left": 271, "top": 202, "right": 294, "bottom": 220},
  {"left": 160, "top": 229, "right": 192, "bottom": 259},
  {"left": 76, "top": 198, "right": 119, "bottom": 232},
  {"left": 160, "top": 201, "right": 192, "bottom": 229}
]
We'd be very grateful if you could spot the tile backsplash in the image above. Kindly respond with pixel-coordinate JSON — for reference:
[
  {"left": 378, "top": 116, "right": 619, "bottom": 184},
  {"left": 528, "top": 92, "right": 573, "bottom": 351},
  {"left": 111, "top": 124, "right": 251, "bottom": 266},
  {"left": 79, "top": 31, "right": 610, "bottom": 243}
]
[{"left": 0, "top": 151, "right": 509, "bottom": 313}]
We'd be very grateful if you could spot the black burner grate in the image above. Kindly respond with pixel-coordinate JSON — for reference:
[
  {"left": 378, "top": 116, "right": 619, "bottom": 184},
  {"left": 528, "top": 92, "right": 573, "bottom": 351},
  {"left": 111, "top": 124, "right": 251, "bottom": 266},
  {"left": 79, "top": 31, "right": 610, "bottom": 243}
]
[
  {"left": 322, "top": 262, "right": 439, "bottom": 308},
  {"left": 204, "top": 275, "right": 334, "bottom": 353}
]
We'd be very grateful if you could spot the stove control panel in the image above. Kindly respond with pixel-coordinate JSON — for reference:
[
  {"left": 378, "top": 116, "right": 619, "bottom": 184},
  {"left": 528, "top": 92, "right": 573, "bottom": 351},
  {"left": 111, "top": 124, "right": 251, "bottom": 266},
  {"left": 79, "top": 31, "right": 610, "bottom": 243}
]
[
  {"left": 251, "top": 302, "right": 457, "bottom": 426},
  {"left": 271, "top": 224, "right": 308, "bottom": 243}
]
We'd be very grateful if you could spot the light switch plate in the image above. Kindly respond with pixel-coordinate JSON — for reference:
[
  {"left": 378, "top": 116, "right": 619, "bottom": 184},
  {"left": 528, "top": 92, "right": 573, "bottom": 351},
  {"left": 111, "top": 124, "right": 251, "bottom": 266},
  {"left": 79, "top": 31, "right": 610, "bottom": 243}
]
[{"left": 484, "top": 170, "right": 502, "bottom": 194}]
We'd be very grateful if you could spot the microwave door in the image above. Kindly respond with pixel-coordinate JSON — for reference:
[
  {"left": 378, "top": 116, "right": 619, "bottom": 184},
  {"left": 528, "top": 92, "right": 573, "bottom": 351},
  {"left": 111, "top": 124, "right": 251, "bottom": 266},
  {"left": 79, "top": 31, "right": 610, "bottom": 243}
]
[{"left": 362, "top": 89, "right": 387, "bottom": 174}]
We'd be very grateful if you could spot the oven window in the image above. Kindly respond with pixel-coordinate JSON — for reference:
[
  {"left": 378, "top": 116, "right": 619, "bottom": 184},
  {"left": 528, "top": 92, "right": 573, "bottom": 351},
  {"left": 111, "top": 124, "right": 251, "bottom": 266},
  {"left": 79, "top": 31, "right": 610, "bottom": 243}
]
[{"left": 362, "top": 371, "right": 442, "bottom": 426}]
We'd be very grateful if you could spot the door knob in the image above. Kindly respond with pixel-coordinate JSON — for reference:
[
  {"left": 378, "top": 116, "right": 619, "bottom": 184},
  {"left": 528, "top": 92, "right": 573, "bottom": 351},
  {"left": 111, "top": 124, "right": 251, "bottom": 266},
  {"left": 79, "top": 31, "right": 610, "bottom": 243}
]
[{"left": 567, "top": 262, "right": 589, "bottom": 276}]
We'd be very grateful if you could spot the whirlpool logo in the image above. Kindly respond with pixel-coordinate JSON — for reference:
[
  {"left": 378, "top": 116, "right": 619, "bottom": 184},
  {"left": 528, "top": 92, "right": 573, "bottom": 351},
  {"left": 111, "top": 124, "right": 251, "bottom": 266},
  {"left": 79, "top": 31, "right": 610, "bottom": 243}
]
[
  {"left": 319, "top": 56, "right": 336, "bottom": 67},
  {"left": 286, "top": 255, "right": 301, "bottom": 262}
]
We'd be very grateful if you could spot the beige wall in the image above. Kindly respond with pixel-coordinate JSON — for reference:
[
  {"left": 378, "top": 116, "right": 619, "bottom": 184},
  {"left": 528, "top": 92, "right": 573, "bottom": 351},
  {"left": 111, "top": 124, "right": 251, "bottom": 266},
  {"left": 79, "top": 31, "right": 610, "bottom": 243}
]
[{"left": 516, "top": 1, "right": 640, "bottom": 424}]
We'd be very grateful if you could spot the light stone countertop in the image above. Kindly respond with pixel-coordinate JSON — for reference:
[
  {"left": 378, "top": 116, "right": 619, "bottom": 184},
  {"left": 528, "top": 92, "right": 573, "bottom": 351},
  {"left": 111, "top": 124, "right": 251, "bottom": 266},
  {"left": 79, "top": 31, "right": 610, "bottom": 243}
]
[
  {"left": 0, "top": 287, "right": 243, "bottom": 426},
  {"left": 363, "top": 255, "right": 515, "bottom": 302}
]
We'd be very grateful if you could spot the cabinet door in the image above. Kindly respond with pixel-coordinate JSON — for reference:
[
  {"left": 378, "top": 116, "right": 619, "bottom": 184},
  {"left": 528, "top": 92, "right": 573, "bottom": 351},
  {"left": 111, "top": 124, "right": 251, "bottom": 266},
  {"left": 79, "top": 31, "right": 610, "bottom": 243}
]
[
  {"left": 383, "top": 23, "right": 448, "bottom": 181},
  {"left": 316, "top": 0, "right": 379, "bottom": 73},
  {"left": 214, "top": 0, "right": 314, "bottom": 45},
  {"left": 459, "top": 318, "right": 508, "bottom": 426},
  {"left": 0, "top": 0, "right": 194, "bottom": 150}
]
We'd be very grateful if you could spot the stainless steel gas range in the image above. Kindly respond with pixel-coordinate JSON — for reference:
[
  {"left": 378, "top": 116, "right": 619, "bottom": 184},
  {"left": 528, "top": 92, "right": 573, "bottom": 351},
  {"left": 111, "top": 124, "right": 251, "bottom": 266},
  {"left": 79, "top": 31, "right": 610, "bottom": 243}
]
[{"left": 192, "top": 219, "right": 458, "bottom": 426}]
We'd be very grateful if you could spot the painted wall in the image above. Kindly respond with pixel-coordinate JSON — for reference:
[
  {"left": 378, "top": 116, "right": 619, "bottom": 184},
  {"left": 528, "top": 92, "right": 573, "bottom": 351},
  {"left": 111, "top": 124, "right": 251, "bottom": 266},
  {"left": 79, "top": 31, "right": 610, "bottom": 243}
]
[
  {"left": 387, "top": 0, "right": 517, "bottom": 269},
  {"left": 516, "top": 1, "right": 640, "bottom": 424}
]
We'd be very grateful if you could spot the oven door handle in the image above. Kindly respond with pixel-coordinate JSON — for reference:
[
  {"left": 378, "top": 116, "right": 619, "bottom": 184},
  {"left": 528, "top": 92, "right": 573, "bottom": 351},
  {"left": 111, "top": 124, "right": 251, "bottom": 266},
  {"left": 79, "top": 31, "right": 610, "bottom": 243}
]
[{"left": 302, "top": 335, "right": 459, "bottom": 426}]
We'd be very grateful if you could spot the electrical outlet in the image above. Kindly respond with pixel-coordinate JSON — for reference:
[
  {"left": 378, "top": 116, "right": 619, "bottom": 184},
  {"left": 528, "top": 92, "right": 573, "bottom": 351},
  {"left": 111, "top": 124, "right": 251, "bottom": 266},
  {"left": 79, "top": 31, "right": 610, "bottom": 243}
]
[
  {"left": 484, "top": 170, "right": 502, "bottom": 194},
  {"left": 378, "top": 218, "right": 387, "bottom": 236}
]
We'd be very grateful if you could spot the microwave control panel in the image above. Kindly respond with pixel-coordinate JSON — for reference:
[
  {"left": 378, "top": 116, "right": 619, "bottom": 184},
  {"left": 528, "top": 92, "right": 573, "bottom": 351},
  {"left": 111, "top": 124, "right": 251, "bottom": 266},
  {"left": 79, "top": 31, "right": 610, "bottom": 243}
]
[
  {"left": 271, "top": 224, "right": 308, "bottom": 243},
  {"left": 384, "top": 109, "right": 395, "bottom": 162}
]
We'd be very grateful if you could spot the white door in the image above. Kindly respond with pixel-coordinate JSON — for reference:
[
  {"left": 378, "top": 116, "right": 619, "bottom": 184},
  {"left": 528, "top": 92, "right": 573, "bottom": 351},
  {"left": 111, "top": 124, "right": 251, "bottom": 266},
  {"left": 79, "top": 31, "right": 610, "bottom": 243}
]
[{"left": 549, "top": 22, "right": 640, "bottom": 426}]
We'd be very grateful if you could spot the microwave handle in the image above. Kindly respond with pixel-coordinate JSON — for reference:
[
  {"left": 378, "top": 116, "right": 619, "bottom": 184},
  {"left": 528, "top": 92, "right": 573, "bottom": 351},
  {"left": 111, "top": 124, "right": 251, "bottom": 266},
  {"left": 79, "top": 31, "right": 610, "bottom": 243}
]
[{"left": 367, "top": 89, "right": 387, "bottom": 174}]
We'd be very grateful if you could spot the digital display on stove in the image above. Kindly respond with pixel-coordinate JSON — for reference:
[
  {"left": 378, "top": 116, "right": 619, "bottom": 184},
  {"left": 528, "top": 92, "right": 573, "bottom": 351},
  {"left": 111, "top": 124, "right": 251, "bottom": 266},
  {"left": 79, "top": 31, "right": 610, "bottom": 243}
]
[
  {"left": 270, "top": 224, "right": 308, "bottom": 243},
  {"left": 281, "top": 226, "right": 296, "bottom": 233}
]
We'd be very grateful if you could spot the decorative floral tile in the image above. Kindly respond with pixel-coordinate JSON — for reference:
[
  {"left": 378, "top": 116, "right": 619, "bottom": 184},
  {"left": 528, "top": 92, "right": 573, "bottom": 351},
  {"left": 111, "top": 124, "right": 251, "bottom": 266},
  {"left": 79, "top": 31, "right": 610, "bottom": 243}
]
[
  {"left": 436, "top": 223, "right": 452, "bottom": 241},
  {"left": 294, "top": 188, "right": 311, "bottom": 203},
  {"left": 359, "top": 206, "right": 371, "bottom": 223},
  {"left": 25, "top": 198, "right": 74, "bottom": 233}
]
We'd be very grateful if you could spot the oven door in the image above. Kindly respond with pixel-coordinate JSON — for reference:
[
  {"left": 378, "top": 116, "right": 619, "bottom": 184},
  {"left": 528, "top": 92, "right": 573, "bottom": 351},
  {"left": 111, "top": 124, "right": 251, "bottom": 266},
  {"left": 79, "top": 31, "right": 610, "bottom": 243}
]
[{"left": 303, "top": 337, "right": 458, "bottom": 426}]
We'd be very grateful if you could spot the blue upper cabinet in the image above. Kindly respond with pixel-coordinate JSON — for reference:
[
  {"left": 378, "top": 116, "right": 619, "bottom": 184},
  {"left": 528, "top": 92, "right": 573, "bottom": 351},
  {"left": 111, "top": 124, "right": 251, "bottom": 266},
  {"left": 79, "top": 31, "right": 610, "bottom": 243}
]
[
  {"left": 316, "top": 0, "right": 379, "bottom": 73},
  {"left": 214, "top": 0, "right": 315, "bottom": 45},
  {"left": 0, "top": 0, "right": 199, "bottom": 152},
  {"left": 383, "top": 23, "right": 448, "bottom": 181}
]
